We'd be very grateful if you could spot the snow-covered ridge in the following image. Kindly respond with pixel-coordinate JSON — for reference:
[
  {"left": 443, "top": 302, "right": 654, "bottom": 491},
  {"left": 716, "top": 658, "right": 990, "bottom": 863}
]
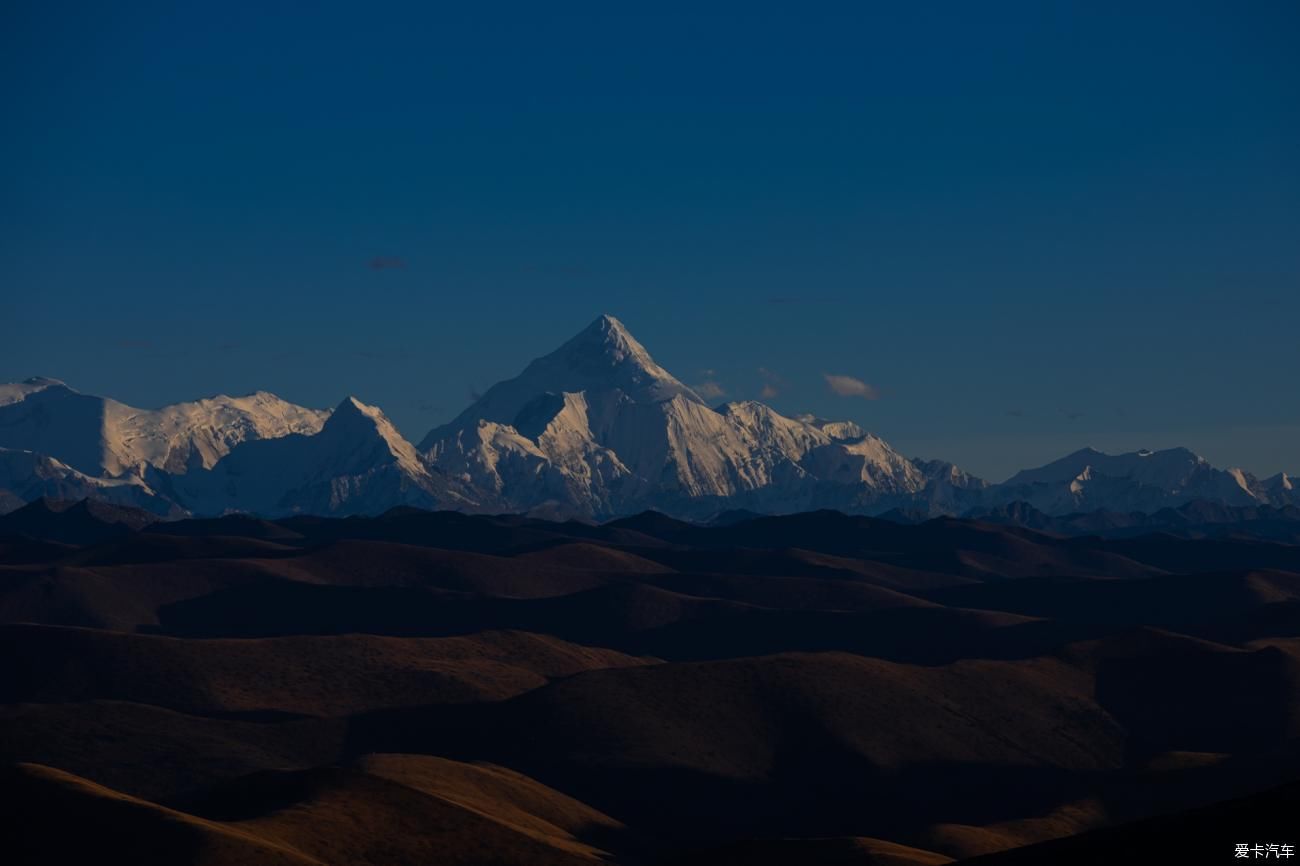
[
  {"left": 0, "top": 377, "right": 68, "bottom": 407},
  {"left": 0, "top": 378, "right": 329, "bottom": 477},
  {"left": 0, "top": 446, "right": 179, "bottom": 516},
  {"left": 991, "top": 444, "right": 1285, "bottom": 514},
  {"left": 2, "top": 316, "right": 1295, "bottom": 518},
  {"left": 168, "top": 396, "right": 463, "bottom": 517}
]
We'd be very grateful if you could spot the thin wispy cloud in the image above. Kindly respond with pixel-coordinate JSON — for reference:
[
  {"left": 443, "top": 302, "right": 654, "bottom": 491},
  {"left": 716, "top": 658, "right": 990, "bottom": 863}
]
[
  {"left": 757, "top": 367, "right": 784, "bottom": 399},
  {"left": 694, "top": 381, "right": 726, "bottom": 401},
  {"left": 824, "top": 374, "right": 881, "bottom": 400}
]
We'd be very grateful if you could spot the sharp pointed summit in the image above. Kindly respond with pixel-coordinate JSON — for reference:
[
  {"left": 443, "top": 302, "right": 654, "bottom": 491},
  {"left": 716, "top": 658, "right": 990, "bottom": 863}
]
[
  {"left": 553, "top": 314, "right": 694, "bottom": 400},
  {"left": 417, "top": 314, "right": 947, "bottom": 519},
  {"left": 419, "top": 315, "right": 700, "bottom": 453},
  {"left": 320, "top": 396, "right": 428, "bottom": 479},
  {"left": 327, "top": 395, "right": 382, "bottom": 425}
]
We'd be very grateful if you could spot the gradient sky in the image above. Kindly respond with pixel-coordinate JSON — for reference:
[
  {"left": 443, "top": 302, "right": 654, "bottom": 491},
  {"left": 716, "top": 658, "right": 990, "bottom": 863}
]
[{"left": 3, "top": 2, "right": 1298, "bottom": 481}]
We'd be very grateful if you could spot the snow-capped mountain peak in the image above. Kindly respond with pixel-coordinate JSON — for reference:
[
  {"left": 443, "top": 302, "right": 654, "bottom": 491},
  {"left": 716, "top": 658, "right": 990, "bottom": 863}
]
[
  {"left": 572, "top": 313, "right": 660, "bottom": 367},
  {"left": 521, "top": 313, "right": 700, "bottom": 402},
  {"left": 322, "top": 396, "right": 428, "bottom": 479},
  {"left": 419, "top": 314, "right": 701, "bottom": 451},
  {"left": 415, "top": 315, "right": 951, "bottom": 518},
  {"left": 331, "top": 395, "right": 385, "bottom": 424},
  {"left": 3, "top": 318, "right": 1294, "bottom": 519},
  {"left": 167, "top": 394, "right": 450, "bottom": 517}
]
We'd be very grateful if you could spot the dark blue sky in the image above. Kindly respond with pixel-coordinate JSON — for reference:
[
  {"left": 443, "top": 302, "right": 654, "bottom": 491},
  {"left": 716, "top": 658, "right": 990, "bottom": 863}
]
[{"left": 4, "top": 2, "right": 1297, "bottom": 480}]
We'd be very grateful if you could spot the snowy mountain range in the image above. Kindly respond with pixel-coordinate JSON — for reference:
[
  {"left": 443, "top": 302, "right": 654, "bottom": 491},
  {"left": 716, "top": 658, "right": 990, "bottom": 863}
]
[{"left": 1, "top": 315, "right": 1294, "bottom": 519}]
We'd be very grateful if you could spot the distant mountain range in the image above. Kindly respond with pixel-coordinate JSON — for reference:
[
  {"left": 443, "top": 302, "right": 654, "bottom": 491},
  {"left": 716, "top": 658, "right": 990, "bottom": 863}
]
[{"left": 1, "top": 315, "right": 1294, "bottom": 519}]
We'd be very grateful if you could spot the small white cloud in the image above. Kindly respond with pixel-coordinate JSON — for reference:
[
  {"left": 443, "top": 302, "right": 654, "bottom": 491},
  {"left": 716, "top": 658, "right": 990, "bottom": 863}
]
[
  {"left": 824, "top": 374, "right": 881, "bottom": 400},
  {"left": 757, "top": 367, "right": 784, "bottom": 399},
  {"left": 694, "top": 381, "right": 726, "bottom": 401}
]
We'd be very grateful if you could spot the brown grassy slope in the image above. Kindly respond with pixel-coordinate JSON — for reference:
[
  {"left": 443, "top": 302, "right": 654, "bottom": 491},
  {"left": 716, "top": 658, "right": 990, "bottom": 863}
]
[
  {"left": 344, "top": 631, "right": 1300, "bottom": 851},
  {"left": 953, "top": 778, "right": 1300, "bottom": 865},
  {"left": 0, "top": 623, "right": 656, "bottom": 716},
  {"left": 624, "top": 546, "right": 983, "bottom": 591},
  {"left": 923, "top": 568, "right": 1300, "bottom": 631},
  {"left": 345, "top": 649, "right": 1127, "bottom": 846},
  {"left": 4, "top": 758, "right": 622, "bottom": 866},
  {"left": 357, "top": 753, "right": 624, "bottom": 847},
  {"left": 0, "top": 540, "right": 627, "bottom": 633},
  {"left": 235, "top": 538, "right": 627, "bottom": 595},
  {"left": 192, "top": 765, "right": 615, "bottom": 866},
  {"left": 458, "top": 651, "right": 1125, "bottom": 777},
  {"left": 149, "top": 572, "right": 1060, "bottom": 667},
  {"left": 0, "top": 559, "right": 295, "bottom": 631},
  {"left": 642, "top": 571, "right": 939, "bottom": 612},
  {"left": 63, "top": 533, "right": 301, "bottom": 566},
  {"left": 0, "top": 542, "right": 671, "bottom": 639},
  {"left": 3, "top": 763, "right": 321, "bottom": 866},
  {"left": 621, "top": 603, "right": 1043, "bottom": 663},
  {"left": 663, "top": 835, "right": 954, "bottom": 865},
  {"left": 628, "top": 512, "right": 1164, "bottom": 580},
  {"left": 152, "top": 578, "right": 761, "bottom": 641},
  {"left": 514, "top": 541, "right": 676, "bottom": 574},
  {"left": 0, "top": 700, "right": 348, "bottom": 802},
  {"left": 6, "top": 510, "right": 1300, "bottom": 864}
]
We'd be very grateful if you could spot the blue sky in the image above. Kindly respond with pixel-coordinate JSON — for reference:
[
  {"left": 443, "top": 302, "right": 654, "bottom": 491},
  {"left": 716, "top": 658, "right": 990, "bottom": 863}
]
[{"left": 3, "top": 2, "right": 1297, "bottom": 480}]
